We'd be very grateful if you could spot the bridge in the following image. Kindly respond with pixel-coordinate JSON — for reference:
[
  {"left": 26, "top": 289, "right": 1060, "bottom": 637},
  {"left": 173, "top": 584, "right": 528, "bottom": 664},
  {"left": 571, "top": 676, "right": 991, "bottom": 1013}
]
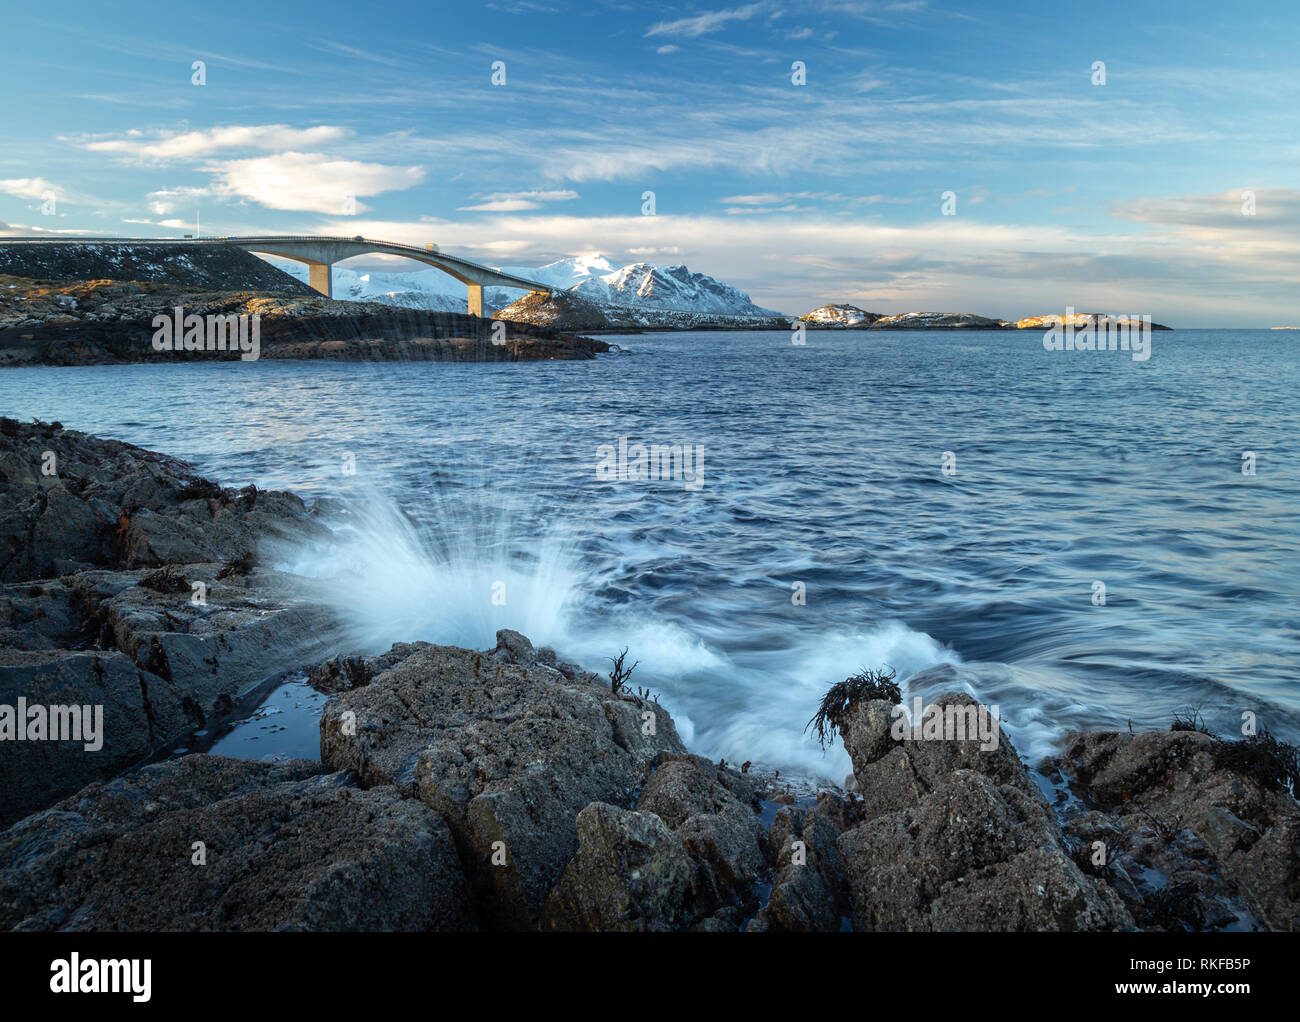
[{"left": 3, "top": 235, "right": 554, "bottom": 316}]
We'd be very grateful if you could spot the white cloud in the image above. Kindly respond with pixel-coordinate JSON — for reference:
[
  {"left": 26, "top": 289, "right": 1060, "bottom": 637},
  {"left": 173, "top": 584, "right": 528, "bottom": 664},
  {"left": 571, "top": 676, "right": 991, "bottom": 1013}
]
[
  {"left": 0, "top": 222, "right": 97, "bottom": 236},
  {"left": 0, "top": 177, "right": 59, "bottom": 200},
  {"left": 209, "top": 152, "right": 426, "bottom": 213},
  {"left": 81, "top": 125, "right": 350, "bottom": 163},
  {"left": 459, "top": 198, "right": 544, "bottom": 211}
]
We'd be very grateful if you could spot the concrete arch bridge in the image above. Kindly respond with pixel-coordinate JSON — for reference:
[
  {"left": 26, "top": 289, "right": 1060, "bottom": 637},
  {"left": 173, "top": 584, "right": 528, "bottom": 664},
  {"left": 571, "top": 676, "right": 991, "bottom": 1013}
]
[
  {"left": 223, "top": 235, "right": 551, "bottom": 315},
  {"left": 0, "top": 235, "right": 551, "bottom": 316}
]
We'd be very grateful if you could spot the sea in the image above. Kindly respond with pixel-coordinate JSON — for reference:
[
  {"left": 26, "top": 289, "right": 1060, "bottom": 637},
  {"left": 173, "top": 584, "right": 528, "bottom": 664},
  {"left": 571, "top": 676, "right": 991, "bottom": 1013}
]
[{"left": 4, "top": 327, "right": 1296, "bottom": 782}]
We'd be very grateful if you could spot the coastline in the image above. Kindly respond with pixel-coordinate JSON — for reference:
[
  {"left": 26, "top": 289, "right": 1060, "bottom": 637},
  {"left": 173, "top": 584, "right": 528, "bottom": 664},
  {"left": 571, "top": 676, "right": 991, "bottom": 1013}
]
[
  {"left": 1, "top": 419, "right": 1295, "bottom": 932},
  {"left": 0, "top": 273, "right": 607, "bottom": 366}
]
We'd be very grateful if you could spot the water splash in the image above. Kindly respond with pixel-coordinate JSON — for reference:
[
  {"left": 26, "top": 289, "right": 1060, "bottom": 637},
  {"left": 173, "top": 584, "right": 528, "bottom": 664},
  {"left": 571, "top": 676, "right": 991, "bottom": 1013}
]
[{"left": 283, "top": 485, "right": 583, "bottom": 654}]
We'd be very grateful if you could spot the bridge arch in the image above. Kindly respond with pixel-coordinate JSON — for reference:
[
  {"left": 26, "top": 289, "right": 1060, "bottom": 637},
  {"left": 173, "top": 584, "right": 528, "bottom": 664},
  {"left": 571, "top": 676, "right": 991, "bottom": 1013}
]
[{"left": 225, "top": 236, "right": 551, "bottom": 316}]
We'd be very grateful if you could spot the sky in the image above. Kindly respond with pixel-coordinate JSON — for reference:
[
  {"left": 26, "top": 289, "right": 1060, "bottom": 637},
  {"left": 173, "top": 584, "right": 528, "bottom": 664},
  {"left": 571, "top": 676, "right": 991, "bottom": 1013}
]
[{"left": 1, "top": 0, "right": 1298, "bottom": 325}]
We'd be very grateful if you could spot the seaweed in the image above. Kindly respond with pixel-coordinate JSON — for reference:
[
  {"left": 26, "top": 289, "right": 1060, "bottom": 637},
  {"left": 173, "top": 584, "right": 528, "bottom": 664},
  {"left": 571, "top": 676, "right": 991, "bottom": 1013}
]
[
  {"left": 607, "top": 646, "right": 639, "bottom": 695},
  {"left": 1135, "top": 881, "right": 1205, "bottom": 932},
  {"left": 1212, "top": 728, "right": 1300, "bottom": 796},
  {"left": 1170, "top": 704, "right": 1212, "bottom": 734},
  {"left": 177, "top": 478, "right": 223, "bottom": 501},
  {"left": 138, "top": 567, "right": 189, "bottom": 593},
  {"left": 805, "top": 667, "right": 901, "bottom": 750},
  {"left": 216, "top": 551, "right": 256, "bottom": 579}
]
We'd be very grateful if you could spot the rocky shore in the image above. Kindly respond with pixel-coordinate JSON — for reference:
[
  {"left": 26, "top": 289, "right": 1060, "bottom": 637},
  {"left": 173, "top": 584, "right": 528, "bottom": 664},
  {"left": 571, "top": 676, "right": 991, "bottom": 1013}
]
[
  {"left": 0, "top": 275, "right": 608, "bottom": 366},
  {"left": 800, "top": 305, "right": 1174, "bottom": 331},
  {"left": 1, "top": 420, "right": 1295, "bottom": 931}
]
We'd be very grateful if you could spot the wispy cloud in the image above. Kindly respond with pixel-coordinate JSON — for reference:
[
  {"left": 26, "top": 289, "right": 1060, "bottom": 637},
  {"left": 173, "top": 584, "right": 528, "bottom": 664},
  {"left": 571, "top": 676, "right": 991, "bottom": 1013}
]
[
  {"left": 645, "top": 3, "right": 768, "bottom": 39},
  {"left": 458, "top": 189, "right": 579, "bottom": 211},
  {"left": 79, "top": 125, "right": 351, "bottom": 163}
]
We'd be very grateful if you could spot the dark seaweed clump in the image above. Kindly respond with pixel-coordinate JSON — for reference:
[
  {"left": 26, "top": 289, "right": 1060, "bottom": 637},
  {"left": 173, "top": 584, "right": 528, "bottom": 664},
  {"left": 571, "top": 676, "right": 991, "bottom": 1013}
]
[
  {"left": 806, "top": 667, "right": 901, "bottom": 750},
  {"left": 1168, "top": 707, "right": 1299, "bottom": 796},
  {"left": 1212, "top": 728, "right": 1300, "bottom": 796},
  {"left": 138, "top": 567, "right": 189, "bottom": 593}
]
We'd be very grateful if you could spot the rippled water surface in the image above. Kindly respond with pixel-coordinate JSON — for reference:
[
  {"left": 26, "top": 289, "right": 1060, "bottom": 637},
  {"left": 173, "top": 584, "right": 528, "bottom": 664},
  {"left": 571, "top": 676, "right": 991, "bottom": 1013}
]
[{"left": 3, "top": 328, "right": 1297, "bottom": 779}]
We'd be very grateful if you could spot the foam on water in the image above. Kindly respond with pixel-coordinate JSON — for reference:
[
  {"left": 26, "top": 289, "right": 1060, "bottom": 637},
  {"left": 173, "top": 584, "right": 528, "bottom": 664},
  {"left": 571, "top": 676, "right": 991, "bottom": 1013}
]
[{"left": 283, "top": 485, "right": 963, "bottom": 780}]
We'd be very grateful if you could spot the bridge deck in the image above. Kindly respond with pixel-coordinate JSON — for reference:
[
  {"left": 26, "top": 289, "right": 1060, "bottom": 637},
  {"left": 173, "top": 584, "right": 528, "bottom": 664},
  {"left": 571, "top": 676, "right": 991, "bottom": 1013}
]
[{"left": 0, "top": 235, "right": 553, "bottom": 295}]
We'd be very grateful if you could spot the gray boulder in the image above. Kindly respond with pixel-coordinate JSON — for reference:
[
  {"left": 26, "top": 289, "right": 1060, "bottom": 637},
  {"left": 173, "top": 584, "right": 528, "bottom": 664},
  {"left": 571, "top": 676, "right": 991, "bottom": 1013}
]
[
  {"left": 833, "top": 686, "right": 1132, "bottom": 931},
  {"left": 634, "top": 754, "right": 769, "bottom": 911},
  {"left": 839, "top": 769, "right": 1131, "bottom": 931},
  {"left": 0, "top": 754, "right": 473, "bottom": 931},
  {"left": 1057, "top": 729, "right": 1300, "bottom": 931},
  {"left": 541, "top": 802, "right": 701, "bottom": 931},
  {"left": 0, "top": 421, "right": 341, "bottom": 822},
  {"left": 0, "top": 418, "right": 328, "bottom": 582},
  {"left": 0, "top": 565, "right": 338, "bottom": 825},
  {"left": 319, "top": 629, "right": 687, "bottom": 928}
]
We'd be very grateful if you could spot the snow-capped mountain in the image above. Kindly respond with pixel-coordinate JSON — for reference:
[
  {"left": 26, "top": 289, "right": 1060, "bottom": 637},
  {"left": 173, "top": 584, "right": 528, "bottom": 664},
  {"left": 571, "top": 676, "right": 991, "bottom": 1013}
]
[
  {"left": 270, "top": 263, "right": 468, "bottom": 312},
  {"left": 498, "top": 254, "right": 622, "bottom": 291},
  {"left": 569, "top": 262, "right": 783, "bottom": 317},
  {"left": 264, "top": 253, "right": 783, "bottom": 320}
]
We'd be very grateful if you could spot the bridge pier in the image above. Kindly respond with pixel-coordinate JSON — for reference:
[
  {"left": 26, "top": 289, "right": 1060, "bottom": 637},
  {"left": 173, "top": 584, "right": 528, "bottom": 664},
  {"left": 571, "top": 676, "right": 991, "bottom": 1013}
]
[
  {"left": 307, "top": 261, "right": 333, "bottom": 299},
  {"left": 467, "top": 283, "right": 492, "bottom": 318}
]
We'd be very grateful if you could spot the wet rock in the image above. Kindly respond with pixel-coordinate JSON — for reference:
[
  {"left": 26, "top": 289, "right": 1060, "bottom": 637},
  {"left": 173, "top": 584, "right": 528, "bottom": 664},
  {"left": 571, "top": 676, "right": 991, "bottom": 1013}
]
[
  {"left": 1057, "top": 729, "right": 1300, "bottom": 930},
  {"left": 839, "top": 769, "right": 1131, "bottom": 931},
  {"left": 0, "top": 419, "right": 329, "bottom": 582},
  {"left": 810, "top": 788, "right": 863, "bottom": 833},
  {"left": 748, "top": 805, "right": 849, "bottom": 932},
  {"left": 0, "top": 424, "right": 345, "bottom": 821},
  {"left": 318, "top": 636, "right": 686, "bottom": 928},
  {"left": 0, "top": 755, "right": 473, "bottom": 931},
  {"left": 828, "top": 681, "right": 1131, "bottom": 931},
  {"left": 0, "top": 566, "right": 338, "bottom": 825},
  {"left": 837, "top": 687, "right": 1032, "bottom": 821},
  {"left": 634, "top": 754, "right": 769, "bottom": 911},
  {"left": 540, "top": 802, "right": 700, "bottom": 931},
  {"left": 307, "top": 642, "right": 431, "bottom": 693},
  {"left": 0, "top": 648, "right": 169, "bottom": 827},
  {"left": 491, "top": 628, "right": 536, "bottom": 665},
  {"left": 541, "top": 756, "right": 773, "bottom": 932}
]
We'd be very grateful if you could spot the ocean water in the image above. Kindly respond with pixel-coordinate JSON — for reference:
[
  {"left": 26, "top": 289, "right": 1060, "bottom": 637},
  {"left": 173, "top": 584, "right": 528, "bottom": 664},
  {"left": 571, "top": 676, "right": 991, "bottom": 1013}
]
[{"left": 3, "top": 328, "right": 1298, "bottom": 781}]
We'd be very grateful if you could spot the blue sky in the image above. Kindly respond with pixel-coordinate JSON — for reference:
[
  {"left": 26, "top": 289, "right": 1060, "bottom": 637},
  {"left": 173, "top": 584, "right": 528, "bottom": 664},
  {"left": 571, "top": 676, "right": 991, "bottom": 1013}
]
[{"left": 1, "top": 0, "right": 1298, "bottom": 324}]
